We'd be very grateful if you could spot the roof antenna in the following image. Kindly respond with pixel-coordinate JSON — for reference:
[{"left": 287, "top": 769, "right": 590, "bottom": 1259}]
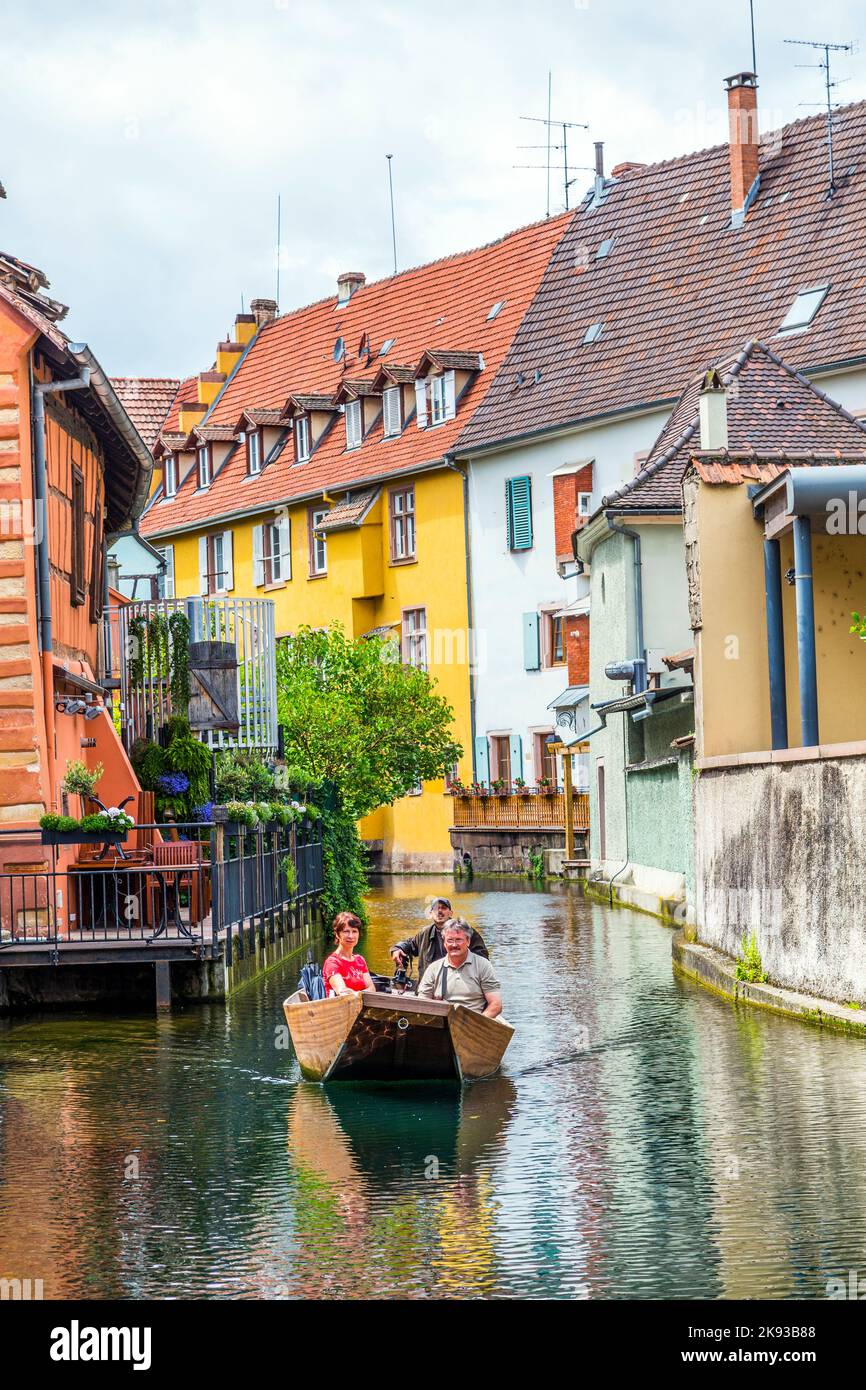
[
  {"left": 516, "top": 76, "right": 589, "bottom": 215},
  {"left": 784, "top": 37, "right": 855, "bottom": 197},
  {"left": 386, "top": 155, "right": 398, "bottom": 275},
  {"left": 275, "top": 193, "right": 282, "bottom": 308},
  {"left": 749, "top": 0, "right": 757, "bottom": 75}
]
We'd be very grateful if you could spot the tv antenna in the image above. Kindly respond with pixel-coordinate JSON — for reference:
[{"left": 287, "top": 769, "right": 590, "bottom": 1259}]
[
  {"left": 516, "top": 72, "right": 588, "bottom": 214},
  {"left": 784, "top": 37, "right": 855, "bottom": 197},
  {"left": 275, "top": 193, "right": 282, "bottom": 307},
  {"left": 385, "top": 154, "right": 398, "bottom": 275}
]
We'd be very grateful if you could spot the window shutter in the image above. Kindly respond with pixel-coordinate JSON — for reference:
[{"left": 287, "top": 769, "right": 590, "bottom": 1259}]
[
  {"left": 523, "top": 612, "right": 540, "bottom": 671},
  {"left": 222, "top": 531, "right": 234, "bottom": 591},
  {"left": 414, "top": 379, "right": 428, "bottom": 429},
  {"left": 506, "top": 476, "right": 533, "bottom": 551},
  {"left": 252, "top": 524, "right": 264, "bottom": 586},
  {"left": 509, "top": 734, "right": 523, "bottom": 781},
  {"left": 474, "top": 735, "right": 490, "bottom": 784},
  {"left": 346, "top": 399, "right": 362, "bottom": 449},
  {"left": 198, "top": 536, "right": 208, "bottom": 595},
  {"left": 277, "top": 514, "right": 291, "bottom": 579},
  {"left": 444, "top": 369, "right": 456, "bottom": 420},
  {"left": 384, "top": 388, "right": 401, "bottom": 437}
]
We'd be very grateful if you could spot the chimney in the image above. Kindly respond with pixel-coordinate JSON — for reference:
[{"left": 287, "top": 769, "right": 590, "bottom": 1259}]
[
  {"left": 593, "top": 142, "right": 605, "bottom": 201},
  {"left": 699, "top": 370, "right": 728, "bottom": 450},
  {"left": 611, "top": 161, "right": 647, "bottom": 179},
  {"left": 250, "top": 298, "right": 278, "bottom": 328},
  {"left": 725, "top": 71, "right": 760, "bottom": 224},
  {"left": 337, "top": 271, "right": 365, "bottom": 303}
]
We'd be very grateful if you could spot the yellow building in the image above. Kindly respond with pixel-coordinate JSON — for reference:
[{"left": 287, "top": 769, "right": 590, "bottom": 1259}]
[{"left": 139, "top": 217, "right": 570, "bottom": 869}]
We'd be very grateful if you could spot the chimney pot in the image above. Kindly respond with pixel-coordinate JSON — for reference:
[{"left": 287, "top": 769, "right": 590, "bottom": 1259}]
[
  {"left": 250, "top": 298, "right": 278, "bottom": 328},
  {"left": 725, "top": 70, "right": 760, "bottom": 223},
  {"left": 699, "top": 370, "right": 728, "bottom": 450},
  {"left": 337, "top": 271, "right": 366, "bottom": 302}
]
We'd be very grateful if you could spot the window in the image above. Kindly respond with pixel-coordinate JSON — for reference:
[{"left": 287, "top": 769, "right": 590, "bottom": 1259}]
[
  {"left": 383, "top": 386, "right": 403, "bottom": 437},
  {"left": 294, "top": 416, "right": 311, "bottom": 463},
  {"left": 596, "top": 237, "right": 615, "bottom": 260},
  {"left": 490, "top": 735, "right": 511, "bottom": 784},
  {"left": 778, "top": 285, "right": 829, "bottom": 334},
  {"left": 533, "top": 731, "right": 557, "bottom": 785},
  {"left": 578, "top": 492, "right": 592, "bottom": 516},
  {"left": 378, "top": 337, "right": 396, "bottom": 356},
  {"left": 583, "top": 321, "right": 604, "bottom": 344},
  {"left": 487, "top": 300, "right": 506, "bottom": 321},
  {"left": 402, "top": 607, "right": 427, "bottom": 669},
  {"left": 414, "top": 371, "right": 455, "bottom": 428},
  {"left": 206, "top": 533, "right": 228, "bottom": 593},
  {"left": 254, "top": 516, "right": 290, "bottom": 587},
  {"left": 197, "top": 444, "right": 211, "bottom": 489},
  {"left": 506, "top": 475, "right": 533, "bottom": 551},
  {"left": 90, "top": 494, "right": 104, "bottom": 622},
  {"left": 345, "top": 398, "right": 362, "bottom": 450},
  {"left": 158, "top": 545, "right": 175, "bottom": 599},
  {"left": 308, "top": 508, "right": 327, "bottom": 576},
  {"left": 164, "top": 453, "right": 177, "bottom": 498},
  {"left": 71, "top": 465, "right": 86, "bottom": 605},
  {"left": 389, "top": 485, "right": 415, "bottom": 562},
  {"left": 541, "top": 610, "right": 566, "bottom": 668},
  {"left": 247, "top": 430, "right": 262, "bottom": 475}
]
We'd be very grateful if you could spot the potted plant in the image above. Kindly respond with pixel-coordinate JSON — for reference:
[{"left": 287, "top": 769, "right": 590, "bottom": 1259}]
[
  {"left": 491, "top": 777, "right": 508, "bottom": 796},
  {"left": 40, "top": 808, "right": 135, "bottom": 845},
  {"left": 536, "top": 776, "right": 556, "bottom": 796},
  {"left": 61, "top": 758, "right": 104, "bottom": 812},
  {"left": 514, "top": 777, "right": 530, "bottom": 796}
]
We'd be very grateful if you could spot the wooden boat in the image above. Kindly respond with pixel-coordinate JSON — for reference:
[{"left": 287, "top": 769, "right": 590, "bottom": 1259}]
[{"left": 282, "top": 988, "right": 514, "bottom": 1083}]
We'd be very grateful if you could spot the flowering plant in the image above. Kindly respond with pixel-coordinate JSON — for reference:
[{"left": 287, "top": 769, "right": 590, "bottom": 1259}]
[
  {"left": 192, "top": 801, "right": 214, "bottom": 822},
  {"left": 157, "top": 771, "right": 190, "bottom": 796}
]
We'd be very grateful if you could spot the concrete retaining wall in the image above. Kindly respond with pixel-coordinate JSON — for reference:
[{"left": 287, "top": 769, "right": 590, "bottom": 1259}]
[{"left": 694, "top": 755, "right": 866, "bottom": 1003}]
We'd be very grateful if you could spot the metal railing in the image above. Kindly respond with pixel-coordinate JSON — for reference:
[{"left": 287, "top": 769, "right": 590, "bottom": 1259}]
[
  {"left": 116, "top": 595, "right": 278, "bottom": 751},
  {"left": 212, "top": 817, "right": 324, "bottom": 968},
  {"left": 450, "top": 789, "right": 590, "bottom": 830}
]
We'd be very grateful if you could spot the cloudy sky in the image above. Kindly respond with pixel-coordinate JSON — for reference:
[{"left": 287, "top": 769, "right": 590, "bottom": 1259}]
[{"left": 2, "top": 0, "right": 863, "bottom": 377}]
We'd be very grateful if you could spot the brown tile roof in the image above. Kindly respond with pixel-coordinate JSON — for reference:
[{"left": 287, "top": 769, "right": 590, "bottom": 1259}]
[
  {"left": 602, "top": 341, "right": 866, "bottom": 511},
  {"left": 459, "top": 101, "right": 866, "bottom": 454},
  {"left": 315, "top": 488, "right": 380, "bottom": 532},
  {"left": 140, "top": 212, "right": 570, "bottom": 538},
  {"left": 110, "top": 377, "right": 181, "bottom": 448},
  {"left": 416, "top": 349, "right": 484, "bottom": 375},
  {"left": 235, "top": 407, "right": 284, "bottom": 429},
  {"left": 691, "top": 449, "right": 866, "bottom": 486},
  {"left": 194, "top": 423, "right": 238, "bottom": 442}
]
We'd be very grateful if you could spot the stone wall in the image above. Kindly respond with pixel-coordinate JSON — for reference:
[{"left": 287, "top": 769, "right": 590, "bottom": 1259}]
[
  {"left": 449, "top": 825, "right": 587, "bottom": 875},
  {"left": 694, "top": 753, "right": 866, "bottom": 1002}
]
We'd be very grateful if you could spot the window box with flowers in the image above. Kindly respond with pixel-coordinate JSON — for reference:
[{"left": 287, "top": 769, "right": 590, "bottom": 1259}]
[
  {"left": 40, "top": 809, "right": 135, "bottom": 845},
  {"left": 536, "top": 776, "right": 556, "bottom": 795}
]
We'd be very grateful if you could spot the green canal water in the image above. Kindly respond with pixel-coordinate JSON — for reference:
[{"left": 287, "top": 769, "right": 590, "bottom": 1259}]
[{"left": 2, "top": 875, "right": 866, "bottom": 1300}]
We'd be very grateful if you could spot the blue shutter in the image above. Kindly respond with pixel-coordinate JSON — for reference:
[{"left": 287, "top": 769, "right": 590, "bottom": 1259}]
[
  {"left": 506, "top": 476, "right": 533, "bottom": 551},
  {"left": 474, "top": 736, "right": 490, "bottom": 785},
  {"left": 523, "top": 612, "right": 540, "bottom": 671},
  {"left": 509, "top": 734, "right": 523, "bottom": 782}
]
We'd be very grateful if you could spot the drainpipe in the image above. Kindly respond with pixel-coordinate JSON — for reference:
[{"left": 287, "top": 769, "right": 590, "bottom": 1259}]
[
  {"left": 607, "top": 517, "right": 646, "bottom": 692},
  {"left": 792, "top": 515, "right": 819, "bottom": 746},
  {"left": 762, "top": 538, "right": 788, "bottom": 749},
  {"left": 32, "top": 366, "right": 91, "bottom": 808},
  {"left": 445, "top": 455, "right": 477, "bottom": 778}
]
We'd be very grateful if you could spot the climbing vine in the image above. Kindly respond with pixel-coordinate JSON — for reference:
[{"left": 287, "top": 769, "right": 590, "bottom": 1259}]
[{"left": 168, "top": 610, "right": 191, "bottom": 712}]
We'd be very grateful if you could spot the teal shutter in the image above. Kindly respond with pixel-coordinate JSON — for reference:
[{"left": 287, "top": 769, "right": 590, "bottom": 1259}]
[
  {"left": 474, "top": 736, "right": 490, "bottom": 784},
  {"left": 523, "top": 612, "right": 540, "bottom": 671},
  {"left": 509, "top": 734, "right": 523, "bottom": 782},
  {"left": 506, "top": 476, "right": 533, "bottom": 550}
]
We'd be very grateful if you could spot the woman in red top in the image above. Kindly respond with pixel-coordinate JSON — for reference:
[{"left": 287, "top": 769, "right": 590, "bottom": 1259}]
[{"left": 322, "top": 912, "right": 374, "bottom": 997}]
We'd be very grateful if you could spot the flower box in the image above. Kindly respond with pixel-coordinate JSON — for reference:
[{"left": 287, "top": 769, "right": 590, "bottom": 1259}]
[{"left": 41, "top": 829, "right": 128, "bottom": 846}]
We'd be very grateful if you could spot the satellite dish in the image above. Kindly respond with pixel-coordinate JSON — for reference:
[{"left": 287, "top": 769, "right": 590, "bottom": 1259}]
[{"left": 333, "top": 336, "right": 346, "bottom": 363}]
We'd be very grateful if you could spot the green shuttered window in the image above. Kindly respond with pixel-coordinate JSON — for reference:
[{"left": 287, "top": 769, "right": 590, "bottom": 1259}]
[{"left": 506, "top": 475, "right": 533, "bottom": 550}]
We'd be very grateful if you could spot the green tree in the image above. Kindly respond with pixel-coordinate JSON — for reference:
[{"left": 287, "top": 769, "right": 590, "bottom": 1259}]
[{"left": 275, "top": 625, "right": 461, "bottom": 819}]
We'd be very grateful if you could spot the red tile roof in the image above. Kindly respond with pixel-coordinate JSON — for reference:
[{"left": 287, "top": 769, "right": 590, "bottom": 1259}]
[
  {"left": 459, "top": 102, "right": 866, "bottom": 454},
  {"left": 161, "top": 376, "right": 200, "bottom": 434},
  {"left": 602, "top": 341, "right": 866, "bottom": 511},
  {"left": 140, "top": 213, "right": 570, "bottom": 537},
  {"left": 110, "top": 377, "right": 181, "bottom": 449}
]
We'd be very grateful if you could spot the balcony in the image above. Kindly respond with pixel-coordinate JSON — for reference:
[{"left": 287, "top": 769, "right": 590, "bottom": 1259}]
[{"left": 450, "top": 789, "right": 590, "bottom": 830}]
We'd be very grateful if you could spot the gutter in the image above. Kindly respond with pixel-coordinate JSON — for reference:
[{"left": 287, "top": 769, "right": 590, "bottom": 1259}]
[
  {"left": 66, "top": 342, "right": 154, "bottom": 523},
  {"left": 445, "top": 453, "right": 478, "bottom": 778},
  {"left": 606, "top": 516, "right": 647, "bottom": 694},
  {"left": 455, "top": 394, "right": 678, "bottom": 462}
]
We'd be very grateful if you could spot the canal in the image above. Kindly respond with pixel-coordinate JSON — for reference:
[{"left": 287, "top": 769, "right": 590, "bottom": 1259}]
[{"left": 1, "top": 875, "right": 865, "bottom": 1300}]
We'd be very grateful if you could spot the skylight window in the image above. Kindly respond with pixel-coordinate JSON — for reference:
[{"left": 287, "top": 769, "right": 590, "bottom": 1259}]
[
  {"left": 379, "top": 337, "right": 396, "bottom": 356},
  {"left": 487, "top": 300, "right": 506, "bottom": 321},
  {"left": 778, "top": 285, "right": 829, "bottom": 334},
  {"left": 596, "top": 238, "right": 614, "bottom": 260},
  {"left": 583, "top": 322, "right": 604, "bottom": 345}
]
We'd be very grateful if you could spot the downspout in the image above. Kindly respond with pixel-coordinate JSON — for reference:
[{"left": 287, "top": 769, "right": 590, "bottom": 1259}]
[
  {"left": 32, "top": 365, "right": 91, "bottom": 808},
  {"left": 607, "top": 516, "right": 646, "bottom": 692},
  {"left": 445, "top": 455, "right": 477, "bottom": 778},
  {"left": 792, "top": 515, "right": 819, "bottom": 746},
  {"left": 762, "top": 537, "right": 788, "bottom": 749}
]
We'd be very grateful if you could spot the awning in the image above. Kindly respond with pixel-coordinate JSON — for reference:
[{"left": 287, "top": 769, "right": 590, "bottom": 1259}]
[
  {"left": 591, "top": 685, "right": 690, "bottom": 717},
  {"left": 552, "top": 595, "right": 591, "bottom": 620},
  {"left": 361, "top": 621, "right": 400, "bottom": 639},
  {"left": 547, "top": 684, "right": 589, "bottom": 711}
]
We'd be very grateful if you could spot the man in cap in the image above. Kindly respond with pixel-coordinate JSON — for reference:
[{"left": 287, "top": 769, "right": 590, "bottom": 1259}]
[
  {"left": 389, "top": 896, "right": 489, "bottom": 980},
  {"left": 417, "top": 919, "right": 502, "bottom": 1017}
]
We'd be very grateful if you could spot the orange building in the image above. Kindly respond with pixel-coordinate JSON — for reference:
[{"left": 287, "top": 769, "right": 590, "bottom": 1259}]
[{"left": 0, "top": 253, "right": 152, "bottom": 876}]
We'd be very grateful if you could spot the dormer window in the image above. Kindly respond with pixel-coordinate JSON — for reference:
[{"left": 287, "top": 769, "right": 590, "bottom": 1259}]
[
  {"left": 345, "top": 398, "right": 363, "bottom": 450},
  {"left": 247, "top": 429, "right": 262, "bottom": 476},
  {"left": 294, "top": 415, "right": 310, "bottom": 463},
  {"left": 164, "top": 453, "right": 177, "bottom": 498},
  {"left": 197, "top": 444, "right": 211, "bottom": 489},
  {"left": 415, "top": 370, "right": 456, "bottom": 429},
  {"left": 383, "top": 386, "right": 403, "bottom": 437}
]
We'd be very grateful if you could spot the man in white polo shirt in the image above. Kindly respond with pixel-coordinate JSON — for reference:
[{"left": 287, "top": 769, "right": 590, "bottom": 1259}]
[{"left": 417, "top": 919, "right": 502, "bottom": 1018}]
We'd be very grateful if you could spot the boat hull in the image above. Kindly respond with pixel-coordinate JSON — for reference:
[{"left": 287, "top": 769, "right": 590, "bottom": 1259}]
[{"left": 283, "top": 989, "right": 514, "bottom": 1083}]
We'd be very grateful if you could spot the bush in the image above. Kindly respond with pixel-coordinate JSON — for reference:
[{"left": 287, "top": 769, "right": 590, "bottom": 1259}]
[
  {"left": 320, "top": 800, "right": 368, "bottom": 924},
  {"left": 734, "top": 932, "right": 767, "bottom": 984}
]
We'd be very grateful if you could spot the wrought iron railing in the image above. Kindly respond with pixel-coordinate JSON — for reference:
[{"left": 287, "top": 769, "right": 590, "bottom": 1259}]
[{"left": 450, "top": 789, "right": 590, "bottom": 830}]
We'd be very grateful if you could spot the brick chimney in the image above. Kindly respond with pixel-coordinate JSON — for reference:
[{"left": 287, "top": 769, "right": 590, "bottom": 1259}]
[
  {"left": 725, "top": 71, "right": 760, "bottom": 223},
  {"left": 699, "top": 369, "right": 728, "bottom": 450},
  {"left": 337, "top": 271, "right": 365, "bottom": 303},
  {"left": 250, "top": 298, "right": 278, "bottom": 328}
]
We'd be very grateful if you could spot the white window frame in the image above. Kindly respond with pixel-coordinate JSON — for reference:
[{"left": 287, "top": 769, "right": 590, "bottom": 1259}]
[
  {"left": 345, "top": 398, "right": 363, "bottom": 450},
  {"left": 158, "top": 545, "right": 175, "bottom": 598},
  {"left": 247, "top": 429, "right": 262, "bottom": 475},
  {"left": 402, "top": 607, "right": 427, "bottom": 670},
  {"left": 430, "top": 374, "right": 448, "bottom": 425},
  {"left": 578, "top": 492, "right": 592, "bottom": 516},
  {"left": 197, "top": 444, "right": 211, "bottom": 489},
  {"left": 390, "top": 485, "right": 416, "bottom": 562},
  {"left": 309, "top": 507, "right": 327, "bottom": 576},
  {"left": 778, "top": 284, "right": 829, "bottom": 334},
  {"left": 164, "top": 454, "right": 177, "bottom": 499},
  {"left": 383, "top": 386, "right": 403, "bottom": 438},
  {"left": 294, "top": 415, "right": 311, "bottom": 462}
]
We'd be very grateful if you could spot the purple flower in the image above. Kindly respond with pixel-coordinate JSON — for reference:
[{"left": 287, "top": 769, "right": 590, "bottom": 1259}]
[
  {"left": 192, "top": 802, "right": 214, "bottom": 822},
  {"left": 157, "top": 772, "right": 190, "bottom": 795}
]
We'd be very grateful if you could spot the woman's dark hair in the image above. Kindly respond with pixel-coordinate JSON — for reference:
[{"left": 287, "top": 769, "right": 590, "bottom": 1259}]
[{"left": 333, "top": 911, "right": 362, "bottom": 941}]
